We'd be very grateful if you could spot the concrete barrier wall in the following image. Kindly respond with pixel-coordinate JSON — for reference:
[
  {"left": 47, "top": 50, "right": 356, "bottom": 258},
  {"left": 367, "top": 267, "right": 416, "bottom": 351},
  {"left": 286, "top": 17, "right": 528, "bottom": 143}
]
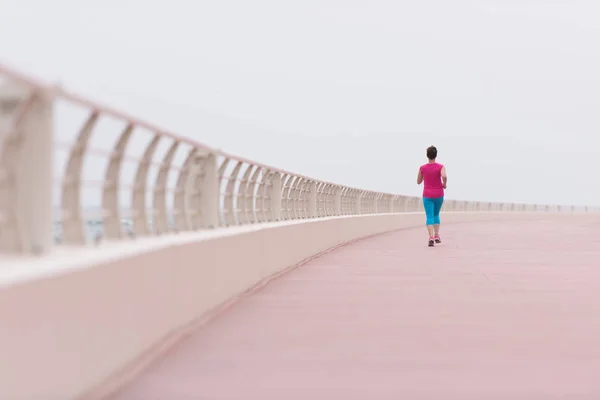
[{"left": 0, "top": 212, "right": 561, "bottom": 399}]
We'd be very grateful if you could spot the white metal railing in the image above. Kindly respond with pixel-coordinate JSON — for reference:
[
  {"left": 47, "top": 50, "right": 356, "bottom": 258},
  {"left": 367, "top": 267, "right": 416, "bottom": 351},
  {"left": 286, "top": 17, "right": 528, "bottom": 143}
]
[{"left": 0, "top": 63, "right": 597, "bottom": 255}]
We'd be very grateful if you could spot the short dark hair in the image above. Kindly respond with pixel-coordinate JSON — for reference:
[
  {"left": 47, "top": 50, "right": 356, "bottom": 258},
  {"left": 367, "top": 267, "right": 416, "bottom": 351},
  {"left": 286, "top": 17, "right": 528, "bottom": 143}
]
[{"left": 426, "top": 145, "right": 437, "bottom": 160}]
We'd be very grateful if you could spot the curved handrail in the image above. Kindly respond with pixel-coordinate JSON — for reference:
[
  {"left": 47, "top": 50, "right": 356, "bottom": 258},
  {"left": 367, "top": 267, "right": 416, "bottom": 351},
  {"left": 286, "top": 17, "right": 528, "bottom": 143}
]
[{"left": 0, "top": 63, "right": 597, "bottom": 253}]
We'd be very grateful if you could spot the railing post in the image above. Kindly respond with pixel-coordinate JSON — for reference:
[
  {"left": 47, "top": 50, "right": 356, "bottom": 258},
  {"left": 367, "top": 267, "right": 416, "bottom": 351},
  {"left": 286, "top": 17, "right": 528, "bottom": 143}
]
[
  {"left": 334, "top": 186, "right": 342, "bottom": 215},
  {"left": 270, "top": 172, "right": 282, "bottom": 221},
  {"left": 308, "top": 181, "right": 317, "bottom": 218},
  {"left": 0, "top": 82, "right": 54, "bottom": 254},
  {"left": 204, "top": 153, "right": 220, "bottom": 228},
  {"left": 355, "top": 191, "right": 363, "bottom": 214},
  {"left": 192, "top": 152, "right": 219, "bottom": 229}
]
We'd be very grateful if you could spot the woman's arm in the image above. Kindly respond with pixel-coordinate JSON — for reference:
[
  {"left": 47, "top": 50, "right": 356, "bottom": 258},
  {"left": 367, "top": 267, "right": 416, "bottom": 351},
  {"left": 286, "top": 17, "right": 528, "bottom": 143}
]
[
  {"left": 417, "top": 168, "right": 423, "bottom": 185},
  {"left": 441, "top": 166, "right": 447, "bottom": 189}
]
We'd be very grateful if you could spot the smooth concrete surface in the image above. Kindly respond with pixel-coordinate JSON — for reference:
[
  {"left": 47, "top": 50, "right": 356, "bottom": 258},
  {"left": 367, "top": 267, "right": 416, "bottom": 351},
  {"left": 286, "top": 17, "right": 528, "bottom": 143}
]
[
  {"left": 0, "top": 212, "right": 573, "bottom": 399},
  {"left": 107, "top": 214, "right": 600, "bottom": 400}
]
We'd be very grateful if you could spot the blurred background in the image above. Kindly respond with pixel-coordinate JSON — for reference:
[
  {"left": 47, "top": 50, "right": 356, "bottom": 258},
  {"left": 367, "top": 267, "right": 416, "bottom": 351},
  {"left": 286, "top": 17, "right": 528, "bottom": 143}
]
[{"left": 1, "top": 0, "right": 599, "bottom": 206}]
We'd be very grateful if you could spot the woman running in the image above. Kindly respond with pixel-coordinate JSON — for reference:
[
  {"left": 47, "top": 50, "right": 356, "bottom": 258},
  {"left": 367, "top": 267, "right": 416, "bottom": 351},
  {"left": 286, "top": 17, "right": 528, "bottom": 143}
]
[{"left": 417, "top": 145, "right": 447, "bottom": 247}]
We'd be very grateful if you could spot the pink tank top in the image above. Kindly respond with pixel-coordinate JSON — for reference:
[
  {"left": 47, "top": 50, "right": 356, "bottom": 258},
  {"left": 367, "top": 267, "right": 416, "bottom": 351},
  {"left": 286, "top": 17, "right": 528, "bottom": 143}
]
[{"left": 420, "top": 162, "right": 444, "bottom": 198}]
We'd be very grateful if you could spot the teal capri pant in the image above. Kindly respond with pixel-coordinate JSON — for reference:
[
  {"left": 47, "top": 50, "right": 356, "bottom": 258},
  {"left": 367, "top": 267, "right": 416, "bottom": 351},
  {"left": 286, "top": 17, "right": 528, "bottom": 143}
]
[{"left": 422, "top": 196, "right": 444, "bottom": 225}]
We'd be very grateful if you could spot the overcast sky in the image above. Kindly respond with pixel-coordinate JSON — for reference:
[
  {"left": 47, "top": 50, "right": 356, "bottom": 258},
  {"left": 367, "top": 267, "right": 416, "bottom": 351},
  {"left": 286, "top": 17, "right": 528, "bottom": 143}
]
[{"left": 1, "top": 0, "right": 599, "bottom": 206}]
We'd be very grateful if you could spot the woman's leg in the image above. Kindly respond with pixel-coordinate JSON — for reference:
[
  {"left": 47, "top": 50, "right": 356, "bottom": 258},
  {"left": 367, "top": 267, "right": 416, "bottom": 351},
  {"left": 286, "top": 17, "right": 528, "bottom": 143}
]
[
  {"left": 433, "top": 197, "right": 444, "bottom": 239},
  {"left": 422, "top": 197, "right": 435, "bottom": 239}
]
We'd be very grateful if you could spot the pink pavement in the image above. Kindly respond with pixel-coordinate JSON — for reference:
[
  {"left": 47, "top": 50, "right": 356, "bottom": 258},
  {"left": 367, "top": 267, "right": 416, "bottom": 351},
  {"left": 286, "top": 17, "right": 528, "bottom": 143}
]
[{"left": 107, "top": 215, "right": 600, "bottom": 399}]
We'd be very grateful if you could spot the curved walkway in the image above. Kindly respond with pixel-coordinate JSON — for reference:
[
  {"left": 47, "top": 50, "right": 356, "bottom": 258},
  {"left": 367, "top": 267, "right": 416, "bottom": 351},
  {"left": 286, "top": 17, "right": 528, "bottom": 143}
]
[{"left": 108, "top": 215, "right": 600, "bottom": 400}]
